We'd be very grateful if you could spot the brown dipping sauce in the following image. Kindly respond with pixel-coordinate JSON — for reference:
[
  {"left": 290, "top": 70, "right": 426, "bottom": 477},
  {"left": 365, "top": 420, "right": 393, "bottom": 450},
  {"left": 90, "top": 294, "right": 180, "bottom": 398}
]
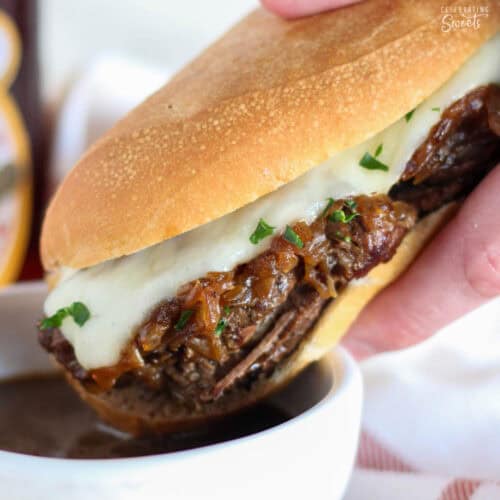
[{"left": 0, "top": 374, "right": 291, "bottom": 459}]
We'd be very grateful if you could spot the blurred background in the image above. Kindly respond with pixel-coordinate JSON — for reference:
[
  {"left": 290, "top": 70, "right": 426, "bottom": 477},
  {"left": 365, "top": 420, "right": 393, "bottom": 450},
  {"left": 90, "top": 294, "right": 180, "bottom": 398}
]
[{"left": 0, "top": 0, "right": 257, "bottom": 283}]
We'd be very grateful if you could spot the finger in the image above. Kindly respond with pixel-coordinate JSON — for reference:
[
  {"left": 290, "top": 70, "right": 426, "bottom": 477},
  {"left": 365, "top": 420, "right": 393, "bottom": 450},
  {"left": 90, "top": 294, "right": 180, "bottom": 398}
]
[
  {"left": 261, "top": 0, "right": 361, "bottom": 19},
  {"left": 342, "top": 165, "right": 500, "bottom": 360}
]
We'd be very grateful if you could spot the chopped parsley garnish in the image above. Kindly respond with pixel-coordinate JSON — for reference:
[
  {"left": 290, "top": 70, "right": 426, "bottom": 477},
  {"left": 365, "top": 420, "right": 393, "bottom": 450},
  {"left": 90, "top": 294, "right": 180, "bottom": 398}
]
[
  {"left": 329, "top": 209, "right": 358, "bottom": 224},
  {"left": 215, "top": 307, "right": 231, "bottom": 336},
  {"left": 40, "top": 302, "right": 90, "bottom": 330},
  {"left": 432, "top": 107, "right": 440, "bottom": 112},
  {"left": 70, "top": 302, "right": 91, "bottom": 326},
  {"left": 359, "top": 152, "right": 389, "bottom": 172},
  {"left": 322, "top": 197, "right": 335, "bottom": 216},
  {"left": 250, "top": 218, "right": 275, "bottom": 245},
  {"left": 335, "top": 231, "right": 351, "bottom": 243},
  {"left": 283, "top": 225, "right": 304, "bottom": 248},
  {"left": 405, "top": 109, "right": 415, "bottom": 122},
  {"left": 40, "top": 310, "right": 66, "bottom": 330},
  {"left": 215, "top": 318, "right": 227, "bottom": 336},
  {"left": 328, "top": 199, "right": 359, "bottom": 224},
  {"left": 175, "top": 309, "right": 194, "bottom": 331},
  {"left": 345, "top": 199, "right": 357, "bottom": 211},
  {"left": 375, "top": 143, "right": 383, "bottom": 157}
]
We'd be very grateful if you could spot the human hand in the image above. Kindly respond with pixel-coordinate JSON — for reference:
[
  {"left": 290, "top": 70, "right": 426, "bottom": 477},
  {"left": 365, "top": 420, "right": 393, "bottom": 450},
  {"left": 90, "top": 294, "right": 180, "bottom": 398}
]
[
  {"left": 261, "top": 0, "right": 500, "bottom": 360},
  {"left": 344, "top": 166, "right": 500, "bottom": 360},
  {"left": 261, "top": 0, "right": 361, "bottom": 18}
]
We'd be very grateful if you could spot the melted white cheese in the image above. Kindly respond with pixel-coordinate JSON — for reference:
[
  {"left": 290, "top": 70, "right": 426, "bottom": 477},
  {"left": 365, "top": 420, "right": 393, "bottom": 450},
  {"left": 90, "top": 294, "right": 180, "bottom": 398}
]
[{"left": 45, "top": 34, "right": 500, "bottom": 370}]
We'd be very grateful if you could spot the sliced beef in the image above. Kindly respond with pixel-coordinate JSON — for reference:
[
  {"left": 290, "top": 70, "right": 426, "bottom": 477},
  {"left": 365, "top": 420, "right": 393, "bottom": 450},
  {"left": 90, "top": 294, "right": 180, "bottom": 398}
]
[
  {"left": 39, "top": 84, "right": 500, "bottom": 407},
  {"left": 39, "top": 328, "right": 87, "bottom": 381},
  {"left": 390, "top": 85, "right": 500, "bottom": 213}
]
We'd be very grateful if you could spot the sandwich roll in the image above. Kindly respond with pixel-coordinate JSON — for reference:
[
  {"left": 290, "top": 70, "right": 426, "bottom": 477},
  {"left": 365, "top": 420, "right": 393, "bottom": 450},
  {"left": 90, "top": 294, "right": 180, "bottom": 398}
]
[{"left": 38, "top": 0, "right": 500, "bottom": 434}]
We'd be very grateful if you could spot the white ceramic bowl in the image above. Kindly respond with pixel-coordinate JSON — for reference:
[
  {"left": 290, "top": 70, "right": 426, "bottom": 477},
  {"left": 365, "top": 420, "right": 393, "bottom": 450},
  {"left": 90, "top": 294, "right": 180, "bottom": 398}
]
[{"left": 0, "top": 282, "right": 362, "bottom": 500}]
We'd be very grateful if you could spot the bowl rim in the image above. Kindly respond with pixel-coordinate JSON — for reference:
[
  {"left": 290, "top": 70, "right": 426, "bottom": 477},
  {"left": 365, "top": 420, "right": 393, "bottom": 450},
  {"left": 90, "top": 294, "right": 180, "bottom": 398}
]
[{"left": 0, "top": 281, "right": 359, "bottom": 470}]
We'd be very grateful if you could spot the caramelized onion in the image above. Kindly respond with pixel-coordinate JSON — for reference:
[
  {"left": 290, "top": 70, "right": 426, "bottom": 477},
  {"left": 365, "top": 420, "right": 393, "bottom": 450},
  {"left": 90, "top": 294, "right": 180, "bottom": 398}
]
[{"left": 90, "top": 346, "right": 144, "bottom": 391}]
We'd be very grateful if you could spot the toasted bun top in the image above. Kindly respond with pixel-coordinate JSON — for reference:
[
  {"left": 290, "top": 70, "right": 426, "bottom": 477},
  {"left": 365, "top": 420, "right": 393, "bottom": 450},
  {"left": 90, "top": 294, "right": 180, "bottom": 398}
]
[{"left": 41, "top": 0, "right": 499, "bottom": 271}]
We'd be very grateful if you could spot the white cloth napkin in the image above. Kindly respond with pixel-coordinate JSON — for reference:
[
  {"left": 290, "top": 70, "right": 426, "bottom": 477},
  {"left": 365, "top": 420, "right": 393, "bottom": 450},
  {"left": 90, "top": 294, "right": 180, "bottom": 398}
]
[
  {"left": 52, "top": 59, "right": 500, "bottom": 500},
  {"left": 344, "top": 297, "right": 500, "bottom": 499}
]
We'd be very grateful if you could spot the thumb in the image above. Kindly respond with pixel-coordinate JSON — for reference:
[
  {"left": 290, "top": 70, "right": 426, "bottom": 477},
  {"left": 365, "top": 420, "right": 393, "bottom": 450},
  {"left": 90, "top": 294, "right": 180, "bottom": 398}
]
[
  {"left": 261, "top": 0, "right": 362, "bottom": 18},
  {"left": 343, "top": 165, "right": 500, "bottom": 360}
]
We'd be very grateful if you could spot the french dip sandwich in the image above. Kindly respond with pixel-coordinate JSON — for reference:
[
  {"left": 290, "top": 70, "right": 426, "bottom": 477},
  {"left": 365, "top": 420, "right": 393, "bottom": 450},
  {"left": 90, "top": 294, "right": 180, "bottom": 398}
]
[{"left": 39, "top": 0, "right": 500, "bottom": 435}]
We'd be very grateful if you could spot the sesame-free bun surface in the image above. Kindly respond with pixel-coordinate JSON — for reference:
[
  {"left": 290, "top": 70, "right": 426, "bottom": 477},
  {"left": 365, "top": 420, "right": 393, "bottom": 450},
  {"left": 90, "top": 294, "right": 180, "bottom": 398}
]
[
  {"left": 40, "top": 0, "right": 499, "bottom": 271},
  {"left": 62, "top": 205, "right": 455, "bottom": 435}
]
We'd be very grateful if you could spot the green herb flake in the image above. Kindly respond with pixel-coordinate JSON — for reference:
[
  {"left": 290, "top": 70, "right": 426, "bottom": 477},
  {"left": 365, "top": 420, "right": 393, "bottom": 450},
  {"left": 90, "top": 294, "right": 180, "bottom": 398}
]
[
  {"left": 405, "top": 109, "right": 415, "bottom": 122},
  {"left": 175, "top": 310, "right": 194, "bottom": 331},
  {"left": 322, "top": 197, "right": 335, "bottom": 216},
  {"left": 40, "top": 310, "right": 66, "bottom": 330},
  {"left": 330, "top": 210, "right": 346, "bottom": 223},
  {"left": 374, "top": 144, "right": 383, "bottom": 157},
  {"left": 215, "top": 307, "right": 232, "bottom": 336},
  {"left": 359, "top": 152, "right": 389, "bottom": 172},
  {"left": 68, "top": 302, "right": 90, "bottom": 326},
  {"left": 215, "top": 318, "right": 227, "bottom": 336},
  {"left": 283, "top": 225, "right": 304, "bottom": 249},
  {"left": 345, "top": 199, "right": 357, "bottom": 211},
  {"left": 40, "top": 302, "right": 91, "bottom": 330},
  {"left": 249, "top": 218, "right": 275, "bottom": 245},
  {"left": 329, "top": 209, "right": 358, "bottom": 224},
  {"left": 431, "top": 107, "right": 440, "bottom": 112},
  {"left": 335, "top": 231, "right": 351, "bottom": 243}
]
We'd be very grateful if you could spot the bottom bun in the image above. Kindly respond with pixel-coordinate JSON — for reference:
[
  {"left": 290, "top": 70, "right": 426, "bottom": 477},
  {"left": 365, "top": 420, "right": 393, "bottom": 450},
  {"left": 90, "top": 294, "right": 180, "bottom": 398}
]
[{"left": 62, "top": 203, "right": 458, "bottom": 436}]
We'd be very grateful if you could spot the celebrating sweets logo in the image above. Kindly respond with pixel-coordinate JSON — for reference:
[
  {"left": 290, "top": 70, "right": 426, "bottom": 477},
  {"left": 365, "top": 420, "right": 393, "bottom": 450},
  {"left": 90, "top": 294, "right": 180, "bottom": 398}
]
[{"left": 441, "top": 5, "right": 489, "bottom": 32}]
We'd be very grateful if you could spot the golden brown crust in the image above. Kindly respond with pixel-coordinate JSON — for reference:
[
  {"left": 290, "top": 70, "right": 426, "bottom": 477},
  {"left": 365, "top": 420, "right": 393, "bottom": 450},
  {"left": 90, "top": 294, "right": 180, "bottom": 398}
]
[
  {"left": 40, "top": 0, "right": 499, "bottom": 270},
  {"left": 65, "top": 368, "right": 294, "bottom": 436},
  {"left": 62, "top": 205, "right": 457, "bottom": 435}
]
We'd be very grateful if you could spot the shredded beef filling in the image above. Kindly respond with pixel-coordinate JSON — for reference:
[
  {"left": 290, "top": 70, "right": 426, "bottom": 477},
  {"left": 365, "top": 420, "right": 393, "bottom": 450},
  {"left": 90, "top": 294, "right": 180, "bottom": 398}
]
[
  {"left": 390, "top": 85, "right": 500, "bottom": 213},
  {"left": 39, "top": 84, "right": 500, "bottom": 407}
]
